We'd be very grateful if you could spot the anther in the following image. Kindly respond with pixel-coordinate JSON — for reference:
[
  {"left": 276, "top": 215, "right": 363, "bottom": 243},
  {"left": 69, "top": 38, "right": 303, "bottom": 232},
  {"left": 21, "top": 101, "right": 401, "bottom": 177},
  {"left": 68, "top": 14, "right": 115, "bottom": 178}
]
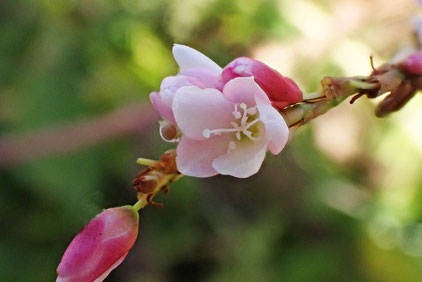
[
  {"left": 235, "top": 132, "right": 241, "bottom": 140},
  {"left": 232, "top": 104, "right": 241, "bottom": 119},
  {"left": 203, "top": 128, "right": 211, "bottom": 138}
]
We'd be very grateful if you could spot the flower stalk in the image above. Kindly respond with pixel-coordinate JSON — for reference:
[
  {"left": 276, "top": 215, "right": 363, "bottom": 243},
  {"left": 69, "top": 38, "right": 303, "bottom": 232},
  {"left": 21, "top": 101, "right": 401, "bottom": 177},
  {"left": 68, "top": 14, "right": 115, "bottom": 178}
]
[
  {"left": 282, "top": 58, "right": 422, "bottom": 129},
  {"left": 132, "top": 149, "right": 183, "bottom": 209}
]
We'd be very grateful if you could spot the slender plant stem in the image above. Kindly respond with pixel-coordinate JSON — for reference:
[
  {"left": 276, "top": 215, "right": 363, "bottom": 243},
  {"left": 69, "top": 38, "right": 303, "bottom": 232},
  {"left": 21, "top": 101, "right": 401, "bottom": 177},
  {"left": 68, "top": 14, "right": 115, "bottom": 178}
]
[{"left": 132, "top": 173, "right": 180, "bottom": 211}]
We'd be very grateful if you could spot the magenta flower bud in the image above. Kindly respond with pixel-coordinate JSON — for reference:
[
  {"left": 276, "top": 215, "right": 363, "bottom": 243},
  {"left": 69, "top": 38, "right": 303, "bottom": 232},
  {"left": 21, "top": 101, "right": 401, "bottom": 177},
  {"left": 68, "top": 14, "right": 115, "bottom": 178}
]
[
  {"left": 221, "top": 57, "right": 303, "bottom": 109},
  {"left": 56, "top": 206, "right": 139, "bottom": 282},
  {"left": 400, "top": 53, "right": 422, "bottom": 75}
]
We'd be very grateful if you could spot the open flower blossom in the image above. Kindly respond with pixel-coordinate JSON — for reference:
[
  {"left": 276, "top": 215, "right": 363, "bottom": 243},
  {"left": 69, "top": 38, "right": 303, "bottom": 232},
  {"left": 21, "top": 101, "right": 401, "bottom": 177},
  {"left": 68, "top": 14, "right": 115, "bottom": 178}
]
[
  {"left": 173, "top": 76, "right": 289, "bottom": 178},
  {"left": 56, "top": 206, "right": 139, "bottom": 282},
  {"left": 150, "top": 44, "right": 300, "bottom": 178}
]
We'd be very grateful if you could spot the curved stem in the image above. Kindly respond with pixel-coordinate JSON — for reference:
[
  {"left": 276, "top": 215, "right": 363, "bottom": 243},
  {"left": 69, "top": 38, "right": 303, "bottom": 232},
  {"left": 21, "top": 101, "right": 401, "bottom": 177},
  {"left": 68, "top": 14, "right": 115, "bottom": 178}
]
[
  {"left": 133, "top": 198, "right": 147, "bottom": 211},
  {"left": 132, "top": 173, "right": 182, "bottom": 211}
]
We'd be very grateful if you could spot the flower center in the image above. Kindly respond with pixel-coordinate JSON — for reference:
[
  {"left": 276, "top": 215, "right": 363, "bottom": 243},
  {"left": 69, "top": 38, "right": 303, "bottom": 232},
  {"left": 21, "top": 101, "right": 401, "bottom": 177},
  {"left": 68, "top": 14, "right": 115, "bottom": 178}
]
[{"left": 202, "top": 103, "right": 262, "bottom": 152}]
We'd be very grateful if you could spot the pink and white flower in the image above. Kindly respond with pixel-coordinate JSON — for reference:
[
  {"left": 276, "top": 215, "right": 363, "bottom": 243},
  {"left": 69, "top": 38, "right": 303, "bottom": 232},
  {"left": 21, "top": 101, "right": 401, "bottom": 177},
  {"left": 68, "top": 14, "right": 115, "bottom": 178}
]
[
  {"left": 173, "top": 76, "right": 289, "bottom": 178},
  {"left": 56, "top": 206, "right": 139, "bottom": 282},
  {"left": 150, "top": 45, "right": 299, "bottom": 178}
]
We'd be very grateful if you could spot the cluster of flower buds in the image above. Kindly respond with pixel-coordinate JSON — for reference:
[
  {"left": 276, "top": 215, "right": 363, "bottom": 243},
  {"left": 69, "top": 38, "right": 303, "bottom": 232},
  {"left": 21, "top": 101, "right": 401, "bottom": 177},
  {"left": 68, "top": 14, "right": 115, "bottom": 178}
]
[
  {"left": 366, "top": 52, "right": 422, "bottom": 117},
  {"left": 150, "top": 44, "right": 303, "bottom": 178},
  {"left": 282, "top": 52, "right": 422, "bottom": 125}
]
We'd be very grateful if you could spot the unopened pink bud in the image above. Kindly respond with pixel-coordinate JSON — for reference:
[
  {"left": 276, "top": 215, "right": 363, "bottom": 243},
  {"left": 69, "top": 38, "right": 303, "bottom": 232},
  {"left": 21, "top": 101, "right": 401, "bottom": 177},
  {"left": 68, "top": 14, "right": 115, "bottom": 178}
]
[
  {"left": 401, "top": 53, "right": 422, "bottom": 75},
  {"left": 56, "top": 206, "right": 139, "bottom": 282},
  {"left": 222, "top": 57, "right": 303, "bottom": 109}
]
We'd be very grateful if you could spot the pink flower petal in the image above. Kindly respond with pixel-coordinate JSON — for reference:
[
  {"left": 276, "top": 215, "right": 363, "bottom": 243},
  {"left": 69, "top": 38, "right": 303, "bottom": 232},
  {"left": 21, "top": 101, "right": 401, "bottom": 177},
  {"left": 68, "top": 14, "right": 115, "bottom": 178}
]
[
  {"left": 172, "top": 44, "right": 222, "bottom": 75},
  {"left": 255, "top": 91, "right": 289, "bottom": 155},
  {"left": 222, "top": 77, "right": 258, "bottom": 106},
  {"left": 151, "top": 76, "right": 205, "bottom": 122},
  {"left": 56, "top": 206, "right": 139, "bottom": 282},
  {"left": 212, "top": 138, "right": 268, "bottom": 178},
  {"left": 150, "top": 91, "right": 175, "bottom": 122},
  {"left": 92, "top": 254, "right": 127, "bottom": 282},
  {"left": 173, "top": 86, "right": 234, "bottom": 140},
  {"left": 180, "top": 68, "right": 223, "bottom": 90},
  {"left": 160, "top": 75, "right": 205, "bottom": 108},
  {"left": 176, "top": 135, "right": 231, "bottom": 177}
]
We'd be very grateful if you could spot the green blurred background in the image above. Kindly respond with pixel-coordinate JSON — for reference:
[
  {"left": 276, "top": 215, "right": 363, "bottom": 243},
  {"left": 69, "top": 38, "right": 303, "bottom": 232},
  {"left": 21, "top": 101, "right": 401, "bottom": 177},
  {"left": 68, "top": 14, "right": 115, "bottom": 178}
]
[{"left": 2, "top": 0, "right": 422, "bottom": 281}]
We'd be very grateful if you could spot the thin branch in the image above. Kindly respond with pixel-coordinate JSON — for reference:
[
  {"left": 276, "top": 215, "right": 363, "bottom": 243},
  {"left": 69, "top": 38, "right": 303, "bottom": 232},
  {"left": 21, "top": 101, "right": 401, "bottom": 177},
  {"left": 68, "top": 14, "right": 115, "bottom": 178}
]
[{"left": 0, "top": 102, "right": 159, "bottom": 167}]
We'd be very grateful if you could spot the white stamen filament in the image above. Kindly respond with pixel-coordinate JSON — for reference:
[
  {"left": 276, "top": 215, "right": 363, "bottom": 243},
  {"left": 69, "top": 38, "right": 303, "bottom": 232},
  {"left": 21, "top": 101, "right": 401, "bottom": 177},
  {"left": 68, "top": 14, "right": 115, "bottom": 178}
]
[
  {"left": 202, "top": 103, "right": 262, "bottom": 147},
  {"left": 244, "top": 117, "right": 261, "bottom": 130},
  {"left": 203, "top": 127, "right": 241, "bottom": 138},
  {"left": 240, "top": 103, "right": 248, "bottom": 127}
]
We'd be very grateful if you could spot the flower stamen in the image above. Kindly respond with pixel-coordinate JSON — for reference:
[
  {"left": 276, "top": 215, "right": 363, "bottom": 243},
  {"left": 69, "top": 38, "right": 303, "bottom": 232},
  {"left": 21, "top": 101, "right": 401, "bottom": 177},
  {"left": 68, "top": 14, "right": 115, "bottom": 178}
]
[
  {"left": 232, "top": 104, "right": 242, "bottom": 119},
  {"left": 202, "top": 103, "right": 262, "bottom": 146}
]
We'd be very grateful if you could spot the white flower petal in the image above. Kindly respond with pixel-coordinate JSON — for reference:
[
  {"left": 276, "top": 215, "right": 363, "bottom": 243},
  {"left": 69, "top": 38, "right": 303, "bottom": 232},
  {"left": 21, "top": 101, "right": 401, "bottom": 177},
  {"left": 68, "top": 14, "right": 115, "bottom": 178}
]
[
  {"left": 255, "top": 91, "right": 289, "bottom": 155},
  {"left": 150, "top": 91, "right": 174, "bottom": 122},
  {"left": 172, "top": 44, "right": 222, "bottom": 74},
  {"left": 173, "top": 86, "right": 234, "bottom": 140},
  {"left": 179, "top": 68, "right": 222, "bottom": 89},
  {"left": 176, "top": 135, "right": 231, "bottom": 177},
  {"left": 212, "top": 138, "right": 267, "bottom": 178},
  {"left": 222, "top": 77, "right": 257, "bottom": 106},
  {"left": 160, "top": 75, "right": 204, "bottom": 108}
]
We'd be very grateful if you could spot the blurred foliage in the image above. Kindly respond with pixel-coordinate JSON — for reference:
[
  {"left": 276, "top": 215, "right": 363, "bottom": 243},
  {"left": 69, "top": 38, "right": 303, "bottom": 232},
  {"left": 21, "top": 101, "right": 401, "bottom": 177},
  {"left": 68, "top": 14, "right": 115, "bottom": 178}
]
[{"left": 1, "top": 0, "right": 422, "bottom": 281}]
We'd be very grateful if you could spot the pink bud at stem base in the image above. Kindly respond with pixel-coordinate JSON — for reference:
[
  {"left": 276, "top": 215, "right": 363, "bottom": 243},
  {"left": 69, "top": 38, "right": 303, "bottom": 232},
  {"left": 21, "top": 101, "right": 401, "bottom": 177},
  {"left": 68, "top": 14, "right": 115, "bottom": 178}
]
[{"left": 56, "top": 206, "right": 139, "bottom": 282}]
